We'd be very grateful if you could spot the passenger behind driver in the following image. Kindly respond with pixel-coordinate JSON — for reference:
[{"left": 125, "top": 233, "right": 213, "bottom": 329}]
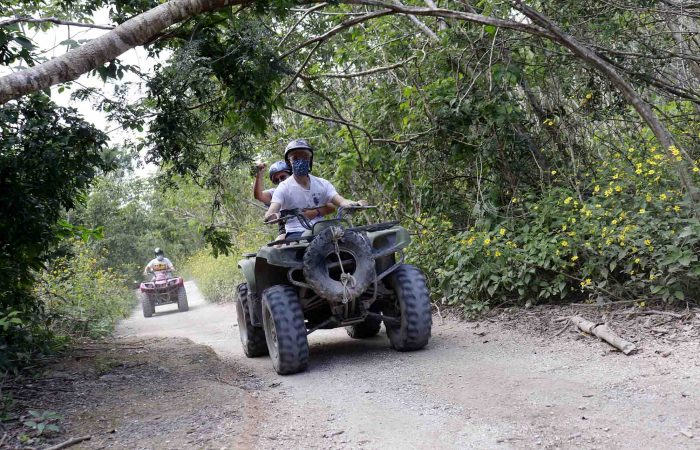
[
  {"left": 264, "top": 139, "right": 365, "bottom": 240},
  {"left": 254, "top": 160, "right": 292, "bottom": 241}
]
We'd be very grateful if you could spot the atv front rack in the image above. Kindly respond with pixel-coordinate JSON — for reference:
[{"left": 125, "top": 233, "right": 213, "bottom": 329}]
[{"left": 265, "top": 221, "right": 400, "bottom": 247}]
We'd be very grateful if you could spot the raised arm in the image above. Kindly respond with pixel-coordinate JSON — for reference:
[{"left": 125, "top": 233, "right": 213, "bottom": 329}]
[{"left": 253, "top": 163, "right": 272, "bottom": 204}]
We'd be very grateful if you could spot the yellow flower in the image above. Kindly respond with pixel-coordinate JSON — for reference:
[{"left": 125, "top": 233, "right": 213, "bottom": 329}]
[
  {"left": 494, "top": 250, "right": 502, "bottom": 257},
  {"left": 564, "top": 197, "right": 572, "bottom": 205},
  {"left": 639, "top": 208, "right": 646, "bottom": 214},
  {"left": 612, "top": 219, "right": 618, "bottom": 225},
  {"left": 645, "top": 194, "right": 652, "bottom": 202},
  {"left": 644, "top": 239, "right": 651, "bottom": 246},
  {"left": 551, "top": 170, "right": 557, "bottom": 175},
  {"left": 669, "top": 145, "right": 680, "bottom": 156},
  {"left": 484, "top": 238, "right": 491, "bottom": 245},
  {"left": 659, "top": 193, "right": 667, "bottom": 201},
  {"left": 674, "top": 205, "right": 681, "bottom": 212},
  {"left": 647, "top": 170, "right": 655, "bottom": 176},
  {"left": 499, "top": 228, "right": 506, "bottom": 236},
  {"left": 614, "top": 185, "right": 622, "bottom": 192},
  {"left": 585, "top": 93, "right": 592, "bottom": 99},
  {"left": 571, "top": 255, "right": 579, "bottom": 262},
  {"left": 693, "top": 167, "right": 699, "bottom": 173},
  {"left": 560, "top": 240, "right": 569, "bottom": 247},
  {"left": 634, "top": 258, "right": 641, "bottom": 264},
  {"left": 594, "top": 185, "right": 600, "bottom": 193}
]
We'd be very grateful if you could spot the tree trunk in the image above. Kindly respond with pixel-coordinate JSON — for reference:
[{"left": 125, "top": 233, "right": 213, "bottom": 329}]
[
  {"left": 513, "top": 1, "right": 700, "bottom": 209},
  {"left": 0, "top": 0, "right": 242, "bottom": 104}
]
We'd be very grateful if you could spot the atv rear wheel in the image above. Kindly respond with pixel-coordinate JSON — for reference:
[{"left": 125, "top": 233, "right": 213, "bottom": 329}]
[
  {"left": 141, "top": 293, "right": 154, "bottom": 318},
  {"left": 384, "top": 264, "right": 432, "bottom": 351},
  {"left": 177, "top": 285, "right": 189, "bottom": 312},
  {"left": 262, "top": 285, "right": 309, "bottom": 375},
  {"left": 346, "top": 315, "right": 382, "bottom": 338},
  {"left": 236, "top": 283, "right": 268, "bottom": 357}
]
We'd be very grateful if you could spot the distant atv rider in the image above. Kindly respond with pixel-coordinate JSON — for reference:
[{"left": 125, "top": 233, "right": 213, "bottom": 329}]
[
  {"left": 264, "top": 139, "right": 365, "bottom": 239},
  {"left": 143, "top": 248, "right": 175, "bottom": 278}
]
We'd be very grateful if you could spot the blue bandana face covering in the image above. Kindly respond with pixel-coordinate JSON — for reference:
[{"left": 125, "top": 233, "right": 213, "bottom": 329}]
[{"left": 291, "top": 159, "right": 310, "bottom": 176}]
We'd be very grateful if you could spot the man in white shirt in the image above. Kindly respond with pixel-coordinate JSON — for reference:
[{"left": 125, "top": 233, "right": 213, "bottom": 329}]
[
  {"left": 143, "top": 248, "right": 175, "bottom": 277},
  {"left": 264, "top": 139, "right": 364, "bottom": 239}
]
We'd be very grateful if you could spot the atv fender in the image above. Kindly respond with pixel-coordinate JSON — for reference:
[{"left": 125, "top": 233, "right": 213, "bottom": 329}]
[
  {"left": 238, "top": 257, "right": 263, "bottom": 326},
  {"left": 238, "top": 257, "right": 257, "bottom": 293}
]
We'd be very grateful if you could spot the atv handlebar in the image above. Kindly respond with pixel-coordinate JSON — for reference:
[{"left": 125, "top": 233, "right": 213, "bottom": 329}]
[
  {"left": 264, "top": 205, "right": 377, "bottom": 229},
  {"left": 264, "top": 208, "right": 314, "bottom": 229}
]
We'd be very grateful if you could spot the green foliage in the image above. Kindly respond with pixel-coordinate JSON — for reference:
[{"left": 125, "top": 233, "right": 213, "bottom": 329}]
[
  {"left": 0, "top": 94, "right": 111, "bottom": 308},
  {"left": 183, "top": 216, "right": 272, "bottom": 303},
  {"left": 23, "top": 410, "right": 61, "bottom": 436},
  {"left": 182, "top": 249, "right": 240, "bottom": 303},
  {"left": 69, "top": 176, "right": 205, "bottom": 282},
  {"left": 420, "top": 144, "right": 700, "bottom": 315},
  {"left": 34, "top": 239, "right": 135, "bottom": 339}
]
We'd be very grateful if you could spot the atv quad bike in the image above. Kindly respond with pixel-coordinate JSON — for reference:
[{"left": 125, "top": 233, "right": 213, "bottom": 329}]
[
  {"left": 139, "top": 271, "right": 188, "bottom": 317},
  {"left": 236, "top": 206, "right": 432, "bottom": 374}
]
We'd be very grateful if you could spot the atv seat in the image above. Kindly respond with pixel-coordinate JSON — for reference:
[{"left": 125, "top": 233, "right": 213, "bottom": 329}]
[{"left": 243, "top": 252, "right": 257, "bottom": 258}]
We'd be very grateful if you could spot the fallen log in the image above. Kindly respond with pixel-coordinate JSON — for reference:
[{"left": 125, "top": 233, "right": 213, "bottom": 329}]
[
  {"left": 45, "top": 435, "right": 91, "bottom": 450},
  {"left": 570, "top": 316, "right": 637, "bottom": 355}
]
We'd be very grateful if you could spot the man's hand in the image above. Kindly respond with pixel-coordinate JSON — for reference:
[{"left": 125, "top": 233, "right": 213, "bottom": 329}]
[
  {"left": 265, "top": 212, "right": 280, "bottom": 222},
  {"left": 344, "top": 199, "right": 368, "bottom": 207},
  {"left": 255, "top": 162, "right": 266, "bottom": 175}
]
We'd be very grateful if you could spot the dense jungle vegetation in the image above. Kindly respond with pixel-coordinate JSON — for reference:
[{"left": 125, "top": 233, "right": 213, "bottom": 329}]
[{"left": 2, "top": 0, "right": 700, "bottom": 369}]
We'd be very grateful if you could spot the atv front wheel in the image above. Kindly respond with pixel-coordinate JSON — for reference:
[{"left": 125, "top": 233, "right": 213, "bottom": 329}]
[
  {"left": 384, "top": 264, "right": 432, "bottom": 351},
  {"left": 141, "top": 293, "right": 154, "bottom": 318},
  {"left": 177, "top": 285, "right": 189, "bottom": 312},
  {"left": 346, "top": 315, "right": 381, "bottom": 339},
  {"left": 262, "top": 285, "right": 309, "bottom": 375},
  {"left": 236, "top": 283, "right": 268, "bottom": 357}
]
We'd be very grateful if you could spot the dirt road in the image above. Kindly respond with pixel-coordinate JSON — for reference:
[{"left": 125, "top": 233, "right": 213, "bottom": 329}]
[
  {"left": 108, "top": 281, "right": 700, "bottom": 449},
  {"left": 11, "top": 281, "right": 699, "bottom": 449}
]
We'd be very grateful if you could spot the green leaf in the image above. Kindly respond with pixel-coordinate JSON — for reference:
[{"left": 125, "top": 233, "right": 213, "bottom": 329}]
[
  {"left": 14, "top": 36, "right": 34, "bottom": 50},
  {"left": 486, "top": 284, "right": 497, "bottom": 297}
]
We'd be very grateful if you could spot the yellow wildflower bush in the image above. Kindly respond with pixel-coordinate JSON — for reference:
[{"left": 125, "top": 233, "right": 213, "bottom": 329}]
[{"left": 422, "top": 144, "right": 700, "bottom": 313}]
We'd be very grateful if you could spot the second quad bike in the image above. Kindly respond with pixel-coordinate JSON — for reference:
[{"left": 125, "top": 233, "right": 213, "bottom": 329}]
[
  {"left": 236, "top": 206, "right": 432, "bottom": 374},
  {"left": 139, "top": 271, "right": 188, "bottom": 317}
]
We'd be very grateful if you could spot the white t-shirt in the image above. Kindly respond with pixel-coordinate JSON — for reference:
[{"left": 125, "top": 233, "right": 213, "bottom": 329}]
[
  {"left": 271, "top": 175, "right": 338, "bottom": 233},
  {"left": 146, "top": 257, "right": 174, "bottom": 273}
]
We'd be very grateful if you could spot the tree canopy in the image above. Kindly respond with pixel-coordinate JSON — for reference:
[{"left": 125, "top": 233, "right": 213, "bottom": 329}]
[{"left": 2, "top": 0, "right": 700, "bottom": 366}]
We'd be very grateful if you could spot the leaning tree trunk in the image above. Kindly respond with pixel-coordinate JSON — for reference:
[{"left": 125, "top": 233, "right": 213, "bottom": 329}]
[
  {"left": 513, "top": 1, "right": 700, "bottom": 210},
  {"left": 0, "top": 0, "right": 244, "bottom": 104}
]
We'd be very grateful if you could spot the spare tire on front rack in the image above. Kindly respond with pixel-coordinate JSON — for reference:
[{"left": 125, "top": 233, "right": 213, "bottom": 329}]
[{"left": 302, "top": 227, "right": 375, "bottom": 303}]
